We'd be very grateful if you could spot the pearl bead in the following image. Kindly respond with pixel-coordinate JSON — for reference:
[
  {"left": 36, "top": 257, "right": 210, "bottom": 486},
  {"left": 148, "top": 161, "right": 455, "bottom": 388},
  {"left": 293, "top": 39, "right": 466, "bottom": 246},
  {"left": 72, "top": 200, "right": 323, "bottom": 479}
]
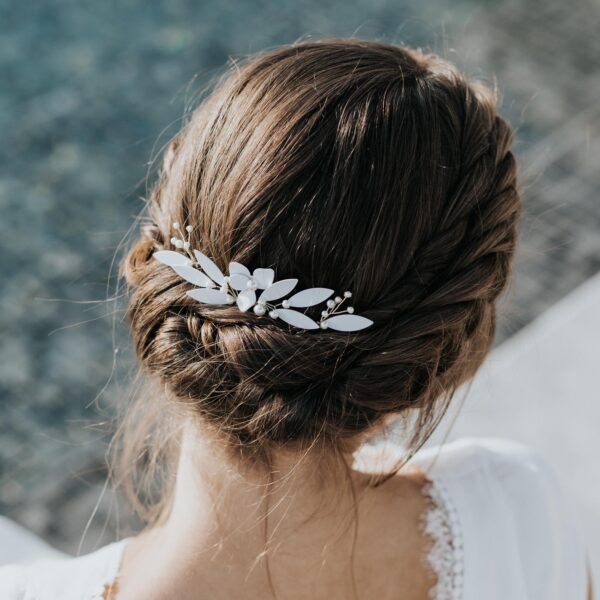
[
  {"left": 246, "top": 278, "right": 257, "bottom": 290},
  {"left": 170, "top": 237, "right": 178, "bottom": 245},
  {"left": 347, "top": 306, "right": 354, "bottom": 313},
  {"left": 183, "top": 242, "right": 190, "bottom": 250},
  {"left": 334, "top": 296, "right": 342, "bottom": 303},
  {"left": 269, "top": 310, "right": 279, "bottom": 319},
  {"left": 225, "top": 294, "right": 235, "bottom": 304},
  {"left": 185, "top": 225, "right": 193, "bottom": 232},
  {"left": 282, "top": 300, "right": 290, "bottom": 309},
  {"left": 320, "top": 321, "right": 328, "bottom": 329},
  {"left": 253, "top": 303, "right": 266, "bottom": 315},
  {"left": 326, "top": 299, "right": 335, "bottom": 308},
  {"left": 321, "top": 310, "right": 328, "bottom": 317},
  {"left": 173, "top": 222, "right": 180, "bottom": 230},
  {"left": 344, "top": 291, "right": 352, "bottom": 298},
  {"left": 175, "top": 240, "right": 184, "bottom": 248}
]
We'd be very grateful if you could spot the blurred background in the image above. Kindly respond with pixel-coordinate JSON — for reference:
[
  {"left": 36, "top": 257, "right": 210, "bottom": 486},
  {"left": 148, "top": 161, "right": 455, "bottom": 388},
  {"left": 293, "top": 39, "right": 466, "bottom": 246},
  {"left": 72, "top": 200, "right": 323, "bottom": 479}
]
[{"left": 1, "top": 0, "right": 599, "bottom": 577}]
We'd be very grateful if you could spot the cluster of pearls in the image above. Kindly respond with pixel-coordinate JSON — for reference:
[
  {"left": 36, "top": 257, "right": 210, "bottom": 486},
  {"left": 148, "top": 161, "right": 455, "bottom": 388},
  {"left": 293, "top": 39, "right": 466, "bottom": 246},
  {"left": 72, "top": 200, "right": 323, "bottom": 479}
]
[
  {"left": 318, "top": 290, "right": 353, "bottom": 329},
  {"left": 170, "top": 222, "right": 195, "bottom": 256}
]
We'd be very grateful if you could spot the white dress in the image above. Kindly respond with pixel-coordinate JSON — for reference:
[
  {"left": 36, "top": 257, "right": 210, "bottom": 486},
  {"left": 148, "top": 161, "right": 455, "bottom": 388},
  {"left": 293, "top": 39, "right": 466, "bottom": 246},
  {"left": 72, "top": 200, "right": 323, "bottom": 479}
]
[{"left": 0, "top": 437, "right": 588, "bottom": 600}]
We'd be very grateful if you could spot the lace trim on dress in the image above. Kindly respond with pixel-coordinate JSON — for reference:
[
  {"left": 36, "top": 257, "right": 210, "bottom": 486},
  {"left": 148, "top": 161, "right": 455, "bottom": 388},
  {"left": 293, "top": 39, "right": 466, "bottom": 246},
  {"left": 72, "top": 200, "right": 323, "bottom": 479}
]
[{"left": 421, "top": 478, "right": 464, "bottom": 600}]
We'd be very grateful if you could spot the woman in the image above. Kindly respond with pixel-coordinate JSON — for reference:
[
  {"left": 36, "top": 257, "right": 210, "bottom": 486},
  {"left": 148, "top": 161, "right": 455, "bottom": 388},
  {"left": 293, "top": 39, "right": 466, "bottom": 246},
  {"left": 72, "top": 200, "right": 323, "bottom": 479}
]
[{"left": 0, "top": 38, "right": 590, "bottom": 599}]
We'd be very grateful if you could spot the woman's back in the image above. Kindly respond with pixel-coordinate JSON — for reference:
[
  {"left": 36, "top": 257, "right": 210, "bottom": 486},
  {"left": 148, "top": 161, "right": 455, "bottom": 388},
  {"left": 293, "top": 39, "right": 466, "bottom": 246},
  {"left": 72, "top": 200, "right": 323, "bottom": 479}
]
[{"left": 0, "top": 437, "right": 587, "bottom": 599}]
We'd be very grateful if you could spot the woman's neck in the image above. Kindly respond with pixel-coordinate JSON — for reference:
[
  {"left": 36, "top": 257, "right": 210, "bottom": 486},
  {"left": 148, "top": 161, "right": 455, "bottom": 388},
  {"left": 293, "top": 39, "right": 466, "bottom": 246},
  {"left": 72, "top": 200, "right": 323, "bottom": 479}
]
[
  {"left": 167, "top": 424, "right": 366, "bottom": 559},
  {"left": 116, "top": 424, "right": 432, "bottom": 600}
]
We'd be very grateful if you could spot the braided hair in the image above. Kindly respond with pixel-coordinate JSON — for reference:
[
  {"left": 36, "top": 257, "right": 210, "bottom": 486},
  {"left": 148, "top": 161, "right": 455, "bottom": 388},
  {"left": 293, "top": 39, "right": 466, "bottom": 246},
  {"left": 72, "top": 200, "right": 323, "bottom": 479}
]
[{"left": 119, "top": 38, "right": 520, "bottom": 521}]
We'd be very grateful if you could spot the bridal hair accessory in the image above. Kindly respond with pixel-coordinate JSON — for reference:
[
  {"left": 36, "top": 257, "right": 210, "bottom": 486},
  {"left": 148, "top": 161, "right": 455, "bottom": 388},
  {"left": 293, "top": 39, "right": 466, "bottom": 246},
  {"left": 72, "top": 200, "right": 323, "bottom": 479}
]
[{"left": 153, "top": 223, "right": 374, "bottom": 332}]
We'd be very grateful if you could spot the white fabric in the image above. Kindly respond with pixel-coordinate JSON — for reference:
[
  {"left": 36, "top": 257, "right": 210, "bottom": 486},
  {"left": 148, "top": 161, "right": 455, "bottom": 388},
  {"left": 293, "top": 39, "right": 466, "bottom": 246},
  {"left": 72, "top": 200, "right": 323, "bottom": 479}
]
[
  {"left": 0, "top": 538, "right": 130, "bottom": 600},
  {"left": 409, "top": 438, "right": 588, "bottom": 600},
  {"left": 0, "top": 518, "right": 66, "bottom": 565},
  {"left": 0, "top": 437, "right": 588, "bottom": 599}
]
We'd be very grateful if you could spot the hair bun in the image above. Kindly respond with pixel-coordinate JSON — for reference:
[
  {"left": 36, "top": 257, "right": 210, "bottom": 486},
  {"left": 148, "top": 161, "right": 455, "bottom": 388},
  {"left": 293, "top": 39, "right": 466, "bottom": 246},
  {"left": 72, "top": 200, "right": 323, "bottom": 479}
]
[{"left": 122, "top": 39, "right": 520, "bottom": 457}]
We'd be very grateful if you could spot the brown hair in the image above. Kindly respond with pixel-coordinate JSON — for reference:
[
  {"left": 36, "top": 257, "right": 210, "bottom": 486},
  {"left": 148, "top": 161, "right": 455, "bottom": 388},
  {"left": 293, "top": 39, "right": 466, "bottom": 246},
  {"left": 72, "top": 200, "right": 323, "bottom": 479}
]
[{"left": 117, "top": 37, "right": 520, "bottom": 522}]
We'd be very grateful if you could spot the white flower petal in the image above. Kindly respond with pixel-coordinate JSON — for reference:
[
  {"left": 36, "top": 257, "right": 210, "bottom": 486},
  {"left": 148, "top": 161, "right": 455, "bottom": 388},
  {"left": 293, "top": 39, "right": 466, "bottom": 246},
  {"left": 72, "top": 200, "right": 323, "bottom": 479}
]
[
  {"left": 253, "top": 268, "right": 275, "bottom": 289},
  {"left": 194, "top": 250, "right": 225, "bottom": 285},
  {"left": 153, "top": 250, "right": 190, "bottom": 267},
  {"left": 258, "top": 279, "right": 298, "bottom": 303},
  {"left": 277, "top": 309, "right": 319, "bottom": 329},
  {"left": 173, "top": 266, "right": 213, "bottom": 287},
  {"left": 323, "top": 314, "right": 373, "bottom": 332},
  {"left": 236, "top": 289, "right": 256, "bottom": 312},
  {"left": 186, "top": 289, "right": 230, "bottom": 305},
  {"left": 287, "top": 287, "right": 334, "bottom": 308},
  {"left": 229, "top": 273, "right": 251, "bottom": 290},
  {"left": 229, "top": 262, "right": 251, "bottom": 277}
]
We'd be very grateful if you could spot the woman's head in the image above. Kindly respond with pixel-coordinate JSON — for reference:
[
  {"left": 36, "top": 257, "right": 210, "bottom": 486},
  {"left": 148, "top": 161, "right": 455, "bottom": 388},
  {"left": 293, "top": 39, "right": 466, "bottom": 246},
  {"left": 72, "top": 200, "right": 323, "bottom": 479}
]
[{"left": 121, "top": 38, "right": 520, "bottom": 474}]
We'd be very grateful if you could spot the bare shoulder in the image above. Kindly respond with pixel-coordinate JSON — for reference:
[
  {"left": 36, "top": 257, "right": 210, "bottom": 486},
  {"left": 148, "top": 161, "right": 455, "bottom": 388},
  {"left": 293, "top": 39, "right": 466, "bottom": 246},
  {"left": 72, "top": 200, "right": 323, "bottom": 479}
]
[{"left": 352, "top": 444, "right": 437, "bottom": 599}]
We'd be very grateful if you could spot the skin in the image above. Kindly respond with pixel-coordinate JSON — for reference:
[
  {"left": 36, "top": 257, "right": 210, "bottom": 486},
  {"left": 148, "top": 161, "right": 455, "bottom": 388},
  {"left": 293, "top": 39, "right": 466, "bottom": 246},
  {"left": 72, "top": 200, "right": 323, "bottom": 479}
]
[
  {"left": 113, "top": 422, "right": 435, "bottom": 600},
  {"left": 112, "top": 422, "right": 596, "bottom": 600}
]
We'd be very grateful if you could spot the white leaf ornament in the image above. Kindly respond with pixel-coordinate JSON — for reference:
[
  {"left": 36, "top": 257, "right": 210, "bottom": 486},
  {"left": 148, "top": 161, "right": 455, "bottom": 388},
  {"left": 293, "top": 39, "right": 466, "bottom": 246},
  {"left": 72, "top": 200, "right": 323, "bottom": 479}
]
[
  {"left": 187, "top": 289, "right": 230, "bottom": 305},
  {"left": 323, "top": 314, "right": 374, "bottom": 332},
  {"left": 236, "top": 289, "right": 256, "bottom": 312},
  {"left": 288, "top": 287, "right": 334, "bottom": 307},
  {"left": 253, "top": 268, "right": 275, "bottom": 289},
  {"left": 194, "top": 250, "right": 225, "bottom": 285},
  {"left": 277, "top": 309, "right": 319, "bottom": 329},
  {"left": 258, "top": 279, "right": 298, "bottom": 303},
  {"left": 154, "top": 250, "right": 190, "bottom": 267},
  {"left": 161, "top": 222, "right": 375, "bottom": 333},
  {"left": 173, "top": 266, "right": 214, "bottom": 288}
]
